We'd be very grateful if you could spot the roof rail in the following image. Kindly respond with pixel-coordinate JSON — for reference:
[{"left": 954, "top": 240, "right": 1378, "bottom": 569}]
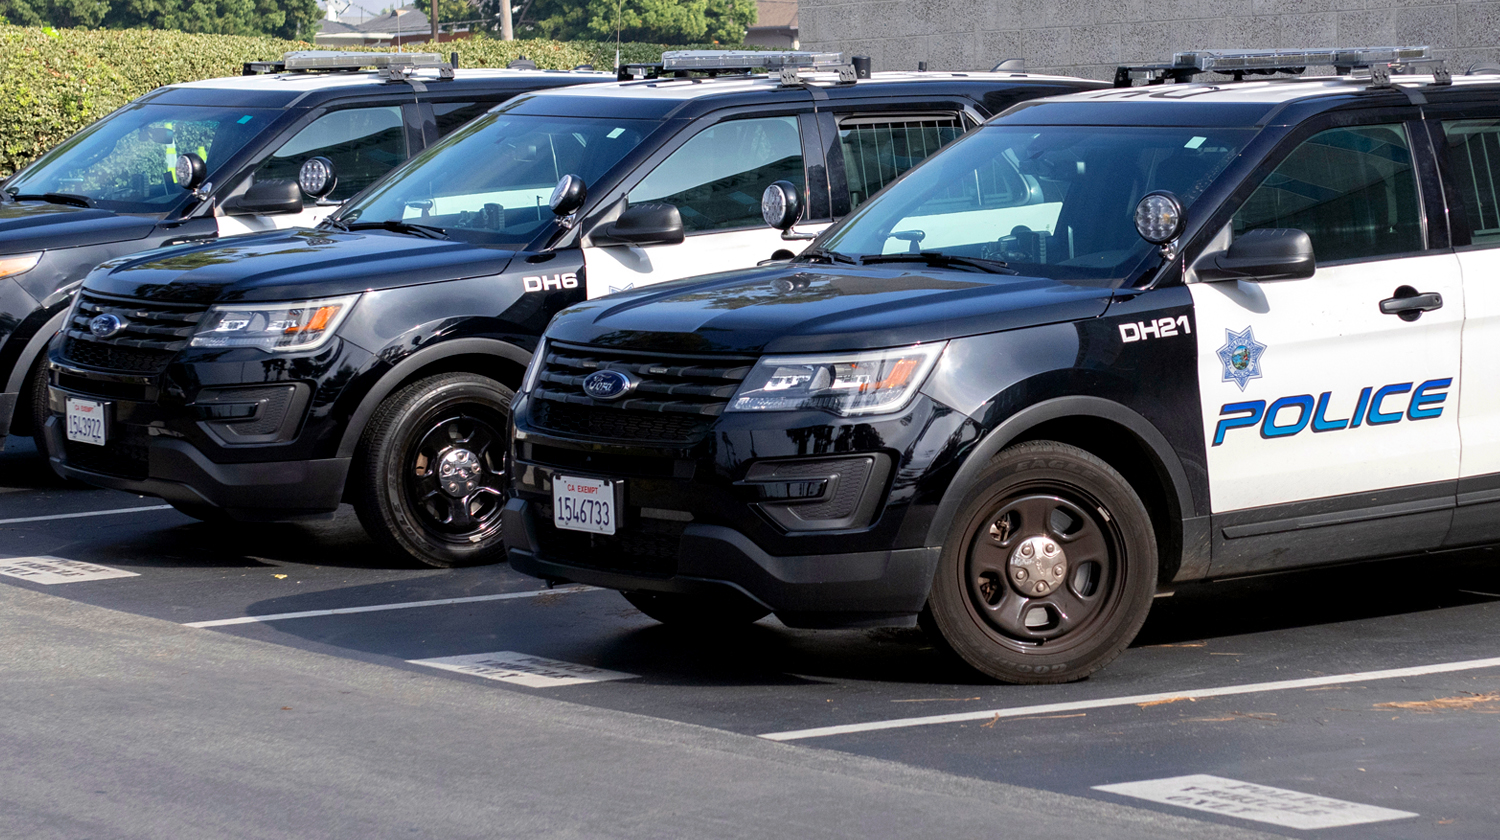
[
  {"left": 1114, "top": 46, "right": 1440, "bottom": 87},
  {"left": 242, "top": 50, "right": 456, "bottom": 81},
  {"left": 617, "top": 50, "right": 856, "bottom": 85}
]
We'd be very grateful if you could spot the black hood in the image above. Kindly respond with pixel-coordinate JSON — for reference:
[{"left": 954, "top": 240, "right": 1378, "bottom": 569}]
[
  {"left": 0, "top": 200, "right": 157, "bottom": 254},
  {"left": 546, "top": 263, "right": 1116, "bottom": 354},
  {"left": 84, "top": 228, "right": 516, "bottom": 304}
]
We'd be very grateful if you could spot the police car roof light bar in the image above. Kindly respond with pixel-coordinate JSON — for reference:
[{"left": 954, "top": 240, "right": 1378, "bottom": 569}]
[
  {"left": 242, "top": 51, "right": 456, "bottom": 79},
  {"left": 618, "top": 50, "right": 855, "bottom": 85},
  {"left": 1113, "top": 46, "right": 1439, "bottom": 87}
]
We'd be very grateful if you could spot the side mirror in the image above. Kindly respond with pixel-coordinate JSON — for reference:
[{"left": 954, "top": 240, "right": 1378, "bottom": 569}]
[
  {"left": 761, "top": 180, "right": 801, "bottom": 231},
  {"left": 549, "top": 174, "right": 587, "bottom": 216},
  {"left": 1197, "top": 228, "right": 1316, "bottom": 283},
  {"left": 222, "top": 180, "right": 304, "bottom": 217},
  {"left": 299, "top": 156, "right": 337, "bottom": 200},
  {"left": 596, "top": 202, "right": 684, "bottom": 247},
  {"left": 175, "top": 153, "right": 207, "bottom": 191}
]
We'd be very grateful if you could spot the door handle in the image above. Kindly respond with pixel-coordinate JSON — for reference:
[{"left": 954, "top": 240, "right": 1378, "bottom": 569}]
[{"left": 1380, "top": 285, "right": 1443, "bottom": 321}]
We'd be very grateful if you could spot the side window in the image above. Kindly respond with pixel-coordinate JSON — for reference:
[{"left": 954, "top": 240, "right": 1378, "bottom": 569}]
[
  {"left": 433, "top": 101, "right": 494, "bottom": 137},
  {"left": 629, "top": 116, "right": 804, "bottom": 234},
  {"left": 1441, "top": 119, "right": 1500, "bottom": 246},
  {"left": 251, "top": 106, "right": 406, "bottom": 203},
  {"left": 1233, "top": 124, "right": 1423, "bottom": 263},
  {"left": 839, "top": 115, "right": 964, "bottom": 208}
]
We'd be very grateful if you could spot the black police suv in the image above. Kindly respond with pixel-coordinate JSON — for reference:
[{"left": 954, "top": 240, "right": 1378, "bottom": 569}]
[
  {"left": 507, "top": 47, "right": 1500, "bottom": 683},
  {"left": 1, "top": 50, "right": 601, "bottom": 454},
  {"left": 45, "top": 50, "right": 1103, "bottom": 568}
]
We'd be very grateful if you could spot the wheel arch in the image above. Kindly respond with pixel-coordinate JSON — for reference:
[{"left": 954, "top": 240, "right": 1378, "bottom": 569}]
[
  {"left": 5, "top": 306, "right": 70, "bottom": 437},
  {"left": 335, "top": 337, "right": 530, "bottom": 460},
  {"left": 924, "top": 396, "right": 1199, "bottom": 585}
]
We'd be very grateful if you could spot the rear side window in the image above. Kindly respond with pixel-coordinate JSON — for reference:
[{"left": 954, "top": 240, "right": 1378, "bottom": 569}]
[
  {"left": 629, "top": 116, "right": 804, "bottom": 233},
  {"left": 1442, "top": 119, "right": 1500, "bottom": 246},
  {"left": 251, "top": 106, "right": 407, "bottom": 203},
  {"left": 1233, "top": 124, "right": 1423, "bottom": 263},
  {"left": 433, "top": 101, "right": 494, "bottom": 137},
  {"left": 839, "top": 115, "right": 964, "bottom": 208}
]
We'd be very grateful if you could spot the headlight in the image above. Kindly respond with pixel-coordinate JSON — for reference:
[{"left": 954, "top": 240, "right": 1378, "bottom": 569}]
[
  {"left": 727, "top": 343, "right": 945, "bottom": 416},
  {"left": 189, "top": 294, "right": 358, "bottom": 352},
  {"left": 0, "top": 252, "right": 43, "bottom": 279}
]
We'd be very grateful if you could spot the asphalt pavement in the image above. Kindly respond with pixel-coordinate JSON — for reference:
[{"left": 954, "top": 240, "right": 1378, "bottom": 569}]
[{"left": 4, "top": 436, "right": 1497, "bottom": 838}]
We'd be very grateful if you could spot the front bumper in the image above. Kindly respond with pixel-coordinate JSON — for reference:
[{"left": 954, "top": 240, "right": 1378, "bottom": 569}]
[{"left": 504, "top": 497, "right": 939, "bottom": 627}]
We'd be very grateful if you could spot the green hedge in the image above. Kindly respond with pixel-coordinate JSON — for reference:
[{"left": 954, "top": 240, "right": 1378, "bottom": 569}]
[{"left": 0, "top": 25, "right": 753, "bottom": 177}]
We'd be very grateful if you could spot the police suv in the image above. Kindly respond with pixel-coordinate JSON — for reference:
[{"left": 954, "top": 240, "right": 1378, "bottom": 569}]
[
  {"left": 1, "top": 50, "right": 601, "bottom": 455},
  {"left": 505, "top": 47, "right": 1500, "bottom": 683},
  {"left": 44, "top": 51, "right": 1101, "bottom": 567}
]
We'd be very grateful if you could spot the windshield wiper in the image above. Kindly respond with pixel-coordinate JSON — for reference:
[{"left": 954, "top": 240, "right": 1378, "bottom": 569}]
[
  {"left": 342, "top": 219, "right": 449, "bottom": 240},
  {"left": 798, "top": 247, "right": 859, "bottom": 266},
  {"left": 858, "top": 252, "right": 1018, "bottom": 275},
  {"left": 12, "top": 192, "right": 94, "bottom": 208}
]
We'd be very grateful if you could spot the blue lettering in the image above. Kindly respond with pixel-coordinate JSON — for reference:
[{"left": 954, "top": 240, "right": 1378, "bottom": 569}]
[
  {"left": 1311, "top": 391, "right": 1349, "bottom": 432},
  {"left": 1349, "top": 386, "right": 1372, "bottom": 428},
  {"left": 1367, "top": 383, "right": 1412, "bottom": 425},
  {"left": 1408, "top": 378, "right": 1451, "bottom": 420},
  {"left": 1213, "top": 401, "right": 1265, "bottom": 446},
  {"left": 1261, "top": 395, "right": 1314, "bottom": 438}
]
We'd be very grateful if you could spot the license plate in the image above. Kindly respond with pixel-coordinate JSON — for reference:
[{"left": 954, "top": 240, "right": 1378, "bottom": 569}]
[
  {"left": 553, "top": 474, "right": 618, "bottom": 535},
  {"left": 64, "top": 397, "right": 108, "bottom": 447}
]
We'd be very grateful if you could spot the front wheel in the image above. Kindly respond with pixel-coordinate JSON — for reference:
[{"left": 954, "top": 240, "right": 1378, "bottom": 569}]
[
  {"left": 926, "top": 440, "right": 1156, "bottom": 684},
  {"left": 352, "top": 373, "right": 513, "bottom": 567}
]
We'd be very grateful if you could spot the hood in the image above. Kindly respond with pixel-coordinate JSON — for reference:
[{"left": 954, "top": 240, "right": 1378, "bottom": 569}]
[
  {"left": 84, "top": 229, "right": 516, "bottom": 304},
  {"left": 546, "top": 263, "right": 1116, "bottom": 354},
  {"left": 0, "top": 200, "right": 157, "bottom": 254}
]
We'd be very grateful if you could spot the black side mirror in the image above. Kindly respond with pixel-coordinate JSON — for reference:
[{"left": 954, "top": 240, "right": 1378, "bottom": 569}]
[
  {"left": 1197, "top": 228, "right": 1316, "bottom": 282},
  {"left": 549, "top": 174, "right": 587, "bottom": 216},
  {"left": 595, "top": 202, "right": 684, "bottom": 247},
  {"left": 222, "top": 180, "right": 304, "bottom": 217},
  {"left": 175, "top": 153, "right": 207, "bottom": 191}
]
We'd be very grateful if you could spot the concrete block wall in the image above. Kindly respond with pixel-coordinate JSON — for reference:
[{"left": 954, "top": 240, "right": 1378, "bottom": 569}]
[{"left": 798, "top": 0, "right": 1500, "bottom": 80}]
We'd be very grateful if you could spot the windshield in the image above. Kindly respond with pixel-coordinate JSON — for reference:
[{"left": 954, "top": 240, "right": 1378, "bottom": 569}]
[
  {"left": 818, "top": 125, "right": 1255, "bottom": 284},
  {"left": 5, "top": 103, "right": 272, "bottom": 213},
  {"left": 338, "top": 113, "right": 655, "bottom": 248}
]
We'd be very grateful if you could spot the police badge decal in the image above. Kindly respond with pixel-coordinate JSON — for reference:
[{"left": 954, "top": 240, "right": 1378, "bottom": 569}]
[{"left": 1216, "top": 326, "right": 1266, "bottom": 391}]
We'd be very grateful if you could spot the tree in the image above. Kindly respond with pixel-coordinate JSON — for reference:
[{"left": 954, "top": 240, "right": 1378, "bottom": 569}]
[
  {"left": 0, "top": 0, "right": 318, "bottom": 37},
  {"left": 511, "top": 0, "right": 755, "bottom": 45},
  {"left": 415, "top": 0, "right": 479, "bottom": 27},
  {"left": 0, "top": 0, "right": 109, "bottom": 28}
]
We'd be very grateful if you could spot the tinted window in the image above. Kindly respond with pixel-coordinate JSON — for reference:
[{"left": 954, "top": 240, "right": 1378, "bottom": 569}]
[
  {"left": 840, "top": 116, "right": 963, "bottom": 208},
  {"left": 1234, "top": 124, "right": 1422, "bottom": 263},
  {"left": 433, "top": 101, "right": 494, "bottom": 136},
  {"left": 1442, "top": 119, "right": 1500, "bottom": 246},
  {"left": 253, "top": 106, "right": 406, "bottom": 203},
  {"left": 629, "top": 116, "right": 804, "bottom": 233}
]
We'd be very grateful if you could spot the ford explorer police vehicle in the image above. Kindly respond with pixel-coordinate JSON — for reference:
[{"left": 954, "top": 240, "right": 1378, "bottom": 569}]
[
  {"left": 1, "top": 50, "right": 602, "bottom": 456},
  {"left": 44, "top": 51, "right": 1103, "bottom": 567},
  {"left": 505, "top": 47, "right": 1500, "bottom": 683}
]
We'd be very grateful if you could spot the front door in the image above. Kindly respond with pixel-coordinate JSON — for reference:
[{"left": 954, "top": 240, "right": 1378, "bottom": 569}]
[{"left": 1190, "top": 120, "right": 1464, "bottom": 573}]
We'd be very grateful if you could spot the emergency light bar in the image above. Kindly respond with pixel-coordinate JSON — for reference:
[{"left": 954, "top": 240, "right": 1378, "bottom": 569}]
[
  {"left": 1115, "top": 46, "right": 1441, "bottom": 86},
  {"left": 619, "top": 50, "right": 855, "bottom": 84},
  {"left": 243, "top": 51, "right": 454, "bottom": 78}
]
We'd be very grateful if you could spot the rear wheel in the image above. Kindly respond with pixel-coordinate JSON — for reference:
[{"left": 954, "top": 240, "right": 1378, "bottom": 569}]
[
  {"left": 622, "top": 590, "right": 770, "bottom": 628},
  {"left": 352, "top": 373, "right": 513, "bottom": 568},
  {"left": 926, "top": 440, "right": 1156, "bottom": 684}
]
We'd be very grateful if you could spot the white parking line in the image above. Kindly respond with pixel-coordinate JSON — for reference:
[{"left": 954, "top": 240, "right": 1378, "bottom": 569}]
[
  {"left": 0, "top": 505, "right": 174, "bottom": 525},
  {"left": 758, "top": 655, "right": 1500, "bottom": 741},
  {"left": 183, "top": 586, "right": 600, "bottom": 628}
]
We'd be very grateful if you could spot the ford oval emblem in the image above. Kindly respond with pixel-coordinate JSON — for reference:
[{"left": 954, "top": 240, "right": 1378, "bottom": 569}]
[
  {"left": 582, "top": 369, "right": 634, "bottom": 401},
  {"left": 88, "top": 313, "right": 126, "bottom": 339}
]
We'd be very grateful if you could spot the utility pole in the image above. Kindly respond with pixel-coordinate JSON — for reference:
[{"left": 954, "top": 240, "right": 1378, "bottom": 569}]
[
  {"left": 431, "top": 0, "right": 439, "bottom": 45},
  {"left": 500, "top": 0, "right": 513, "bottom": 40}
]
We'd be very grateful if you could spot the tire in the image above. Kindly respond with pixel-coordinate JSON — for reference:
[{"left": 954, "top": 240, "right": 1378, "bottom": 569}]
[
  {"left": 26, "top": 351, "right": 52, "bottom": 458},
  {"left": 352, "top": 372, "right": 514, "bottom": 568},
  {"left": 169, "top": 501, "right": 236, "bottom": 523},
  {"left": 926, "top": 440, "right": 1156, "bottom": 684},
  {"left": 622, "top": 590, "right": 770, "bottom": 628}
]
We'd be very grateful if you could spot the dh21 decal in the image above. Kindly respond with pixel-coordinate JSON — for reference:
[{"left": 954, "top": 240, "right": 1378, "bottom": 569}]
[
  {"left": 1213, "top": 379, "right": 1451, "bottom": 446},
  {"left": 1119, "top": 315, "right": 1191, "bottom": 343}
]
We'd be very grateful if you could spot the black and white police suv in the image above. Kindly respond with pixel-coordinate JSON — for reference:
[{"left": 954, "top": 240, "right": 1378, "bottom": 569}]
[
  {"left": 43, "top": 51, "right": 1101, "bottom": 567},
  {"left": 1, "top": 50, "right": 602, "bottom": 455},
  {"left": 506, "top": 46, "right": 1500, "bottom": 683}
]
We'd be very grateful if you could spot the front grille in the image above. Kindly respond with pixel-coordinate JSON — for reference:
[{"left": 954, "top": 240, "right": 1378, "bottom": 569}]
[
  {"left": 534, "top": 511, "right": 684, "bottom": 577},
  {"left": 530, "top": 343, "right": 755, "bottom": 444},
  {"left": 59, "top": 291, "right": 207, "bottom": 374},
  {"left": 62, "top": 434, "right": 149, "bottom": 480},
  {"left": 55, "top": 372, "right": 149, "bottom": 402}
]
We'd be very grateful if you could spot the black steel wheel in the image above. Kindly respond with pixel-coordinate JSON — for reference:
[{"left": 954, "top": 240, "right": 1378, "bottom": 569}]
[
  {"left": 353, "top": 373, "right": 513, "bottom": 567},
  {"left": 926, "top": 440, "right": 1156, "bottom": 684},
  {"left": 622, "top": 590, "right": 770, "bottom": 628}
]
